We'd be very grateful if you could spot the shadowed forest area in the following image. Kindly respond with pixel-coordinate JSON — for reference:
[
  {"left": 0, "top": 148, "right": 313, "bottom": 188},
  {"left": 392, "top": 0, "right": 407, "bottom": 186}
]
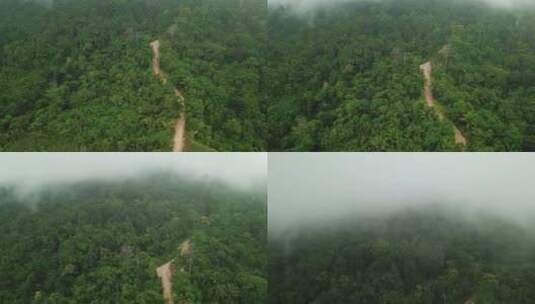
[
  {"left": 267, "top": 0, "right": 535, "bottom": 151},
  {"left": 0, "top": 0, "right": 266, "bottom": 151},
  {"left": 0, "top": 173, "right": 267, "bottom": 303},
  {"left": 269, "top": 206, "right": 535, "bottom": 304}
]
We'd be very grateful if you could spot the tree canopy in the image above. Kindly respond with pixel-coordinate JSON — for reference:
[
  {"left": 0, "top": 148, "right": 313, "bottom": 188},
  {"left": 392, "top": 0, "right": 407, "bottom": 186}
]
[
  {"left": 0, "top": 0, "right": 533, "bottom": 151},
  {"left": 267, "top": 0, "right": 535, "bottom": 151},
  {"left": 0, "top": 173, "right": 267, "bottom": 303},
  {"left": 269, "top": 205, "right": 535, "bottom": 303},
  {"left": 0, "top": 0, "right": 266, "bottom": 151}
]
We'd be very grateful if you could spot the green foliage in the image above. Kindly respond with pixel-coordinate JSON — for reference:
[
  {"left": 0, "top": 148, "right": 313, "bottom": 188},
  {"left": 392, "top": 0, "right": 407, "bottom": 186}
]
[
  {"left": 161, "top": 0, "right": 267, "bottom": 151},
  {"left": 1, "top": 0, "right": 533, "bottom": 151},
  {"left": 0, "top": 0, "right": 266, "bottom": 151},
  {"left": 0, "top": 173, "right": 266, "bottom": 303},
  {"left": 267, "top": 0, "right": 535, "bottom": 151},
  {"left": 269, "top": 206, "right": 535, "bottom": 303}
]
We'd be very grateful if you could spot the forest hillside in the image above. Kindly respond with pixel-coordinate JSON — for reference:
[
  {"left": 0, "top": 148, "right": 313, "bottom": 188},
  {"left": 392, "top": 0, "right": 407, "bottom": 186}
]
[
  {"left": 269, "top": 205, "right": 535, "bottom": 303},
  {"left": 0, "top": 0, "right": 266, "bottom": 151},
  {"left": 267, "top": 0, "right": 535, "bottom": 151},
  {"left": 0, "top": 172, "right": 267, "bottom": 303}
]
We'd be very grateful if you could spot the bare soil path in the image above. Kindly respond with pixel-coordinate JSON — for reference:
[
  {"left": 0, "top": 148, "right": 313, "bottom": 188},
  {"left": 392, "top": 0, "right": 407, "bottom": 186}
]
[
  {"left": 420, "top": 62, "right": 435, "bottom": 107},
  {"left": 156, "top": 262, "right": 174, "bottom": 304},
  {"left": 420, "top": 61, "right": 467, "bottom": 146},
  {"left": 179, "top": 239, "right": 192, "bottom": 256},
  {"left": 150, "top": 40, "right": 162, "bottom": 77},
  {"left": 150, "top": 40, "right": 186, "bottom": 152},
  {"left": 155, "top": 239, "right": 193, "bottom": 304},
  {"left": 464, "top": 297, "right": 476, "bottom": 304}
]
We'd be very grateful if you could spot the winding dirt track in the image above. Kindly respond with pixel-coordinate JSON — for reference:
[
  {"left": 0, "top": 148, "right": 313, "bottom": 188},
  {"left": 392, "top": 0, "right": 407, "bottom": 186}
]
[
  {"left": 150, "top": 40, "right": 186, "bottom": 152},
  {"left": 155, "top": 239, "right": 193, "bottom": 304},
  {"left": 464, "top": 298, "right": 476, "bottom": 304},
  {"left": 420, "top": 62, "right": 435, "bottom": 107},
  {"left": 420, "top": 61, "right": 467, "bottom": 146},
  {"left": 156, "top": 262, "right": 174, "bottom": 304}
]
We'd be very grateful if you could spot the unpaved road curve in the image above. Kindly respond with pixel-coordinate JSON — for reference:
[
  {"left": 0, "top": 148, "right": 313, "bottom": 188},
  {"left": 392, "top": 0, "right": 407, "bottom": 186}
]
[
  {"left": 464, "top": 297, "right": 476, "bottom": 304},
  {"left": 150, "top": 40, "right": 186, "bottom": 152},
  {"left": 420, "top": 62, "right": 435, "bottom": 107},
  {"left": 420, "top": 61, "right": 467, "bottom": 146},
  {"left": 173, "top": 89, "right": 186, "bottom": 152},
  {"left": 156, "top": 262, "right": 174, "bottom": 304},
  {"left": 454, "top": 126, "right": 467, "bottom": 145},
  {"left": 155, "top": 239, "right": 192, "bottom": 303},
  {"left": 150, "top": 40, "right": 162, "bottom": 77},
  {"left": 179, "top": 239, "right": 192, "bottom": 256}
]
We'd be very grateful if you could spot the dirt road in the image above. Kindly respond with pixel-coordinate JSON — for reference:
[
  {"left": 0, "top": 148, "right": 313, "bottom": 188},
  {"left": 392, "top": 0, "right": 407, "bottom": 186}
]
[
  {"left": 179, "top": 239, "right": 192, "bottom": 256},
  {"left": 150, "top": 40, "right": 186, "bottom": 152},
  {"left": 150, "top": 40, "right": 162, "bottom": 77},
  {"left": 464, "top": 297, "right": 476, "bottom": 304},
  {"left": 420, "top": 61, "right": 467, "bottom": 146},
  {"left": 173, "top": 89, "right": 186, "bottom": 152},
  {"left": 156, "top": 262, "right": 174, "bottom": 304},
  {"left": 155, "top": 239, "right": 193, "bottom": 303},
  {"left": 454, "top": 126, "right": 467, "bottom": 145},
  {"left": 420, "top": 62, "right": 435, "bottom": 107}
]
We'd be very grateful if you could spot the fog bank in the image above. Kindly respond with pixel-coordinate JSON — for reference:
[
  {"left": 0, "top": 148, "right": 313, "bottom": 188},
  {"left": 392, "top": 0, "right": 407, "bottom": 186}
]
[
  {"left": 268, "top": 0, "right": 535, "bottom": 11},
  {"left": 269, "top": 153, "right": 535, "bottom": 238},
  {"left": 0, "top": 153, "right": 266, "bottom": 195}
]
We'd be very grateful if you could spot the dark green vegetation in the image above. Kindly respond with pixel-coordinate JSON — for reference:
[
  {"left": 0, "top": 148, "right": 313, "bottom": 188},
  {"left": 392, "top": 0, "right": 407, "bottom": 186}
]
[
  {"left": 0, "top": 0, "right": 266, "bottom": 151},
  {"left": 0, "top": 174, "right": 267, "bottom": 303},
  {"left": 269, "top": 206, "right": 535, "bottom": 303},
  {"left": 160, "top": 0, "right": 267, "bottom": 151},
  {"left": 267, "top": 0, "right": 535, "bottom": 151},
  {"left": 2, "top": 0, "right": 534, "bottom": 151}
]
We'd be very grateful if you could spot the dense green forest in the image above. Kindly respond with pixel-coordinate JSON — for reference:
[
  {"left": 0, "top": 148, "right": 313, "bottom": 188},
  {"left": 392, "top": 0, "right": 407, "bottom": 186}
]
[
  {"left": 1, "top": 0, "right": 533, "bottom": 151},
  {"left": 0, "top": 0, "right": 266, "bottom": 151},
  {"left": 269, "top": 206, "right": 535, "bottom": 303},
  {"left": 0, "top": 173, "right": 267, "bottom": 303},
  {"left": 267, "top": 0, "right": 535, "bottom": 151}
]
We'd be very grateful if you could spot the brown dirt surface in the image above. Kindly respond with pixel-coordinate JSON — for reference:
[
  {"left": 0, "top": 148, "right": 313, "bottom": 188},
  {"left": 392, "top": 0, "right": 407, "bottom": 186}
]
[
  {"left": 420, "top": 61, "right": 434, "bottom": 107},
  {"left": 150, "top": 40, "right": 186, "bottom": 152},
  {"left": 156, "top": 262, "right": 174, "bottom": 304},
  {"left": 179, "top": 239, "right": 192, "bottom": 257},
  {"left": 420, "top": 60, "right": 467, "bottom": 146},
  {"left": 454, "top": 126, "right": 467, "bottom": 145},
  {"left": 150, "top": 40, "right": 162, "bottom": 77}
]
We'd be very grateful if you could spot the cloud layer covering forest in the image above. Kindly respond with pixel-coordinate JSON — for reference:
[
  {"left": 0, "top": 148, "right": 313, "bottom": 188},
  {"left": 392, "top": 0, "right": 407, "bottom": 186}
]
[
  {"left": 269, "top": 0, "right": 535, "bottom": 10},
  {"left": 269, "top": 153, "right": 535, "bottom": 237},
  {"left": 0, "top": 153, "right": 267, "bottom": 192}
]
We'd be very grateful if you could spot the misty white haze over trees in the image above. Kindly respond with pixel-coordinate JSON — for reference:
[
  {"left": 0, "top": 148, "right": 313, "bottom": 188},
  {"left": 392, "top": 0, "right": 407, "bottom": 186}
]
[
  {"left": 268, "top": 153, "right": 535, "bottom": 303},
  {"left": 269, "top": 0, "right": 535, "bottom": 10},
  {"left": 0, "top": 154, "right": 267, "bottom": 303}
]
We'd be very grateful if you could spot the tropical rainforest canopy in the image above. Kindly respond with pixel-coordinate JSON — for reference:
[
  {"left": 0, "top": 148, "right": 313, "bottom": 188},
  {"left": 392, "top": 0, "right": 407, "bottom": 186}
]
[
  {"left": 0, "top": 0, "right": 533, "bottom": 151},
  {"left": 0, "top": 173, "right": 267, "bottom": 303},
  {"left": 267, "top": 0, "right": 535, "bottom": 151},
  {"left": 0, "top": 0, "right": 266, "bottom": 151},
  {"left": 269, "top": 205, "right": 535, "bottom": 303}
]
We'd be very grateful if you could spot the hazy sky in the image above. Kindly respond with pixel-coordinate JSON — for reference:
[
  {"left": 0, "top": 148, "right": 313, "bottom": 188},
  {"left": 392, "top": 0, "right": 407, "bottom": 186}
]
[
  {"left": 269, "top": 153, "right": 535, "bottom": 237},
  {"left": 268, "top": 0, "right": 535, "bottom": 10},
  {"left": 0, "top": 153, "right": 267, "bottom": 191}
]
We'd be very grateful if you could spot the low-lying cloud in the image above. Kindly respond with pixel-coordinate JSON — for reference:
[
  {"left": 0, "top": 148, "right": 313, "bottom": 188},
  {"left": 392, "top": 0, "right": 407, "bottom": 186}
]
[
  {"left": 268, "top": 0, "right": 535, "bottom": 11},
  {"left": 0, "top": 153, "right": 267, "bottom": 194},
  {"left": 268, "top": 153, "right": 535, "bottom": 238}
]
